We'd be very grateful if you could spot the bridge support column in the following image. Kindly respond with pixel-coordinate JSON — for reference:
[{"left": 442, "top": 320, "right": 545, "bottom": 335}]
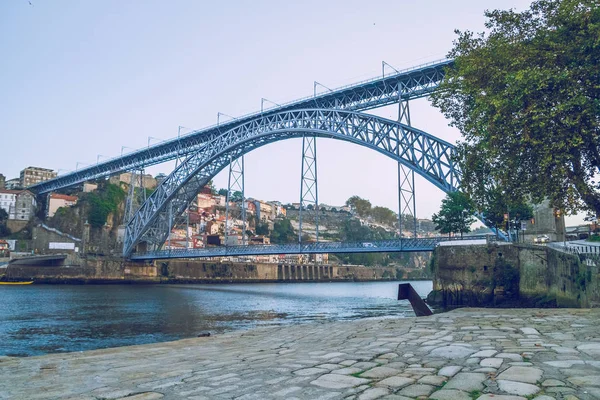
[
  {"left": 398, "top": 100, "right": 418, "bottom": 238},
  {"left": 124, "top": 169, "right": 148, "bottom": 225},
  {"left": 225, "top": 156, "right": 247, "bottom": 246},
  {"left": 299, "top": 135, "right": 319, "bottom": 244}
]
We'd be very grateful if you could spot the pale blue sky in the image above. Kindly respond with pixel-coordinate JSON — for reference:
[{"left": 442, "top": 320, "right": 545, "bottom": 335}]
[{"left": 4, "top": 0, "right": 569, "bottom": 223}]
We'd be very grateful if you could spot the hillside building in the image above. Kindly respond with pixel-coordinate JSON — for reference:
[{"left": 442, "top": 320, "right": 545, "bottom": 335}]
[
  {"left": 109, "top": 172, "right": 157, "bottom": 189},
  {"left": 0, "top": 173, "right": 5, "bottom": 189},
  {"left": 0, "top": 189, "right": 36, "bottom": 221},
  {"left": 20, "top": 166, "right": 57, "bottom": 188},
  {"left": 4, "top": 178, "right": 21, "bottom": 190},
  {"left": 48, "top": 193, "right": 78, "bottom": 217}
]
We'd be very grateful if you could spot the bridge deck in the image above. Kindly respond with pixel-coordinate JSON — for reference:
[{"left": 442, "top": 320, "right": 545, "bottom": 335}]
[{"left": 130, "top": 236, "right": 488, "bottom": 260}]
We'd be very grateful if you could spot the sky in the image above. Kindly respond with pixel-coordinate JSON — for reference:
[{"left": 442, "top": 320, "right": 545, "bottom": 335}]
[{"left": 4, "top": 0, "right": 582, "bottom": 224}]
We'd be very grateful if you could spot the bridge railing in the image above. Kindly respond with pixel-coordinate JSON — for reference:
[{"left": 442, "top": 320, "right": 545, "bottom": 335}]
[{"left": 130, "top": 235, "right": 489, "bottom": 260}]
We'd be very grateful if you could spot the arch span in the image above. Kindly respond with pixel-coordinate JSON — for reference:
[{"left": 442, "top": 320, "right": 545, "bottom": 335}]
[{"left": 123, "top": 109, "right": 460, "bottom": 256}]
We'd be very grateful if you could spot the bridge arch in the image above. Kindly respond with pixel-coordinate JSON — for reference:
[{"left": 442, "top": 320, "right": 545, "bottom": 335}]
[{"left": 123, "top": 109, "right": 460, "bottom": 256}]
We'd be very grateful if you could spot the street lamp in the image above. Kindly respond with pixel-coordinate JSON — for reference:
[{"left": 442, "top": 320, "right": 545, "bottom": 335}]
[
  {"left": 148, "top": 136, "right": 162, "bottom": 147},
  {"left": 121, "top": 146, "right": 134, "bottom": 156}
]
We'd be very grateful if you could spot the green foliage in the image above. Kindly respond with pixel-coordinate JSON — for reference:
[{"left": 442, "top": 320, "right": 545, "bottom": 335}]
[
  {"left": 587, "top": 234, "right": 600, "bottom": 242},
  {"left": 336, "top": 219, "right": 397, "bottom": 266},
  {"left": 230, "top": 191, "right": 243, "bottom": 202},
  {"left": 371, "top": 206, "right": 397, "bottom": 226},
  {"left": 431, "top": 0, "right": 600, "bottom": 215},
  {"left": 255, "top": 220, "right": 270, "bottom": 236},
  {"left": 345, "top": 196, "right": 372, "bottom": 217},
  {"left": 0, "top": 224, "right": 10, "bottom": 237},
  {"left": 270, "top": 218, "right": 296, "bottom": 244},
  {"left": 0, "top": 208, "right": 9, "bottom": 237},
  {"left": 217, "top": 188, "right": 228, "bottom": 197},
  {"left": 432, "top": 192, "right": 476, "bottom": 237},
  {"left": 86, "top": 183, "right": 126, "bottom": 228},
  {"left": 482, "top": 188, "right": 534, "bottom": 232},
  {"left": 207, "top": 180, "right": 216, "bottom": 194}
]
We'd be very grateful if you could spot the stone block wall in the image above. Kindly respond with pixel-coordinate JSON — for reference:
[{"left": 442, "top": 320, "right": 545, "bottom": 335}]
[{"left": 428, "top": 243, "right": 600, "bottom": 308}]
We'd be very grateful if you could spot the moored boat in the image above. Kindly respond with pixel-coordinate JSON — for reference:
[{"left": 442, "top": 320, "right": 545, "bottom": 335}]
[{"left": 0, "top": 281, "right": 34, "bottom": 285}]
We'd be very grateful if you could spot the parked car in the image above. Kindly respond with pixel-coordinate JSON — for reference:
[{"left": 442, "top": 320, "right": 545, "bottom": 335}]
[{"left": 534, "top": 235, "right": 550, "bottom": 244}]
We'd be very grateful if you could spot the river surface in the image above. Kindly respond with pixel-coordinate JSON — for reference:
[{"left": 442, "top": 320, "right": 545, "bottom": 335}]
[{"left": 0, "top": 280, "right": 432, "bottom": 357}]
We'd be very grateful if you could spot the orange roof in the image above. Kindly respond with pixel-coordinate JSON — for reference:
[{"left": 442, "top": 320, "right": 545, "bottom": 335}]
[{"left": 50, "top": 193, "right": 78, "bottom": 202}]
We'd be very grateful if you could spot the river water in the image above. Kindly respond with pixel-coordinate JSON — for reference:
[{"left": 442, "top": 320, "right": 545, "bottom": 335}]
[{"left": 0, "top": 280, "right": 432, "bottom": 357}]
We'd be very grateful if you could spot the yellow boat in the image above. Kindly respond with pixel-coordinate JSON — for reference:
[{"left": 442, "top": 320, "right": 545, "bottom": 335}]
[{"left": 0, "top": 281, "right": 34, "bottom": 285}]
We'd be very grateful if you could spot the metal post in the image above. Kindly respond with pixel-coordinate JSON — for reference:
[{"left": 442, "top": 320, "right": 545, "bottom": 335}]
[
  {"left": 124, "top": 170, "right": 137, "bottom": 223},
  {"left": 167, "top": 203, "right": 172, "bottom": 250},
  {"left": 139, "top": 169, "right": 147, "bottom": 204},
  {"left": 225, "top": 155, "right": 246, "bottom": 246},
  {"left": 186, "top": 203, "right": 190, "bottom": 249},
  {"left": 299, "top": 134, "right": 319, "bottom": 244},
  {"left": 397, "top": 99, "right": 417, "bottom": 238}
]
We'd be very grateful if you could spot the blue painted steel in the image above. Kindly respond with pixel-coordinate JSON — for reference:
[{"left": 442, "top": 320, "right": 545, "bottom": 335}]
[
  {"left": 130, "top": 235, "right": 490, "bottom": 260},
  {"left": 29, "top": 59, "right": 453, "bottom": 195},
  {"left": 123, "top": 109, "right": 460, "bottom": 256}
]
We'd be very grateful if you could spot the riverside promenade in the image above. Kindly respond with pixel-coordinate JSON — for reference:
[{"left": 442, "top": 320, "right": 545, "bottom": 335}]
[{"left": 1, "top": 308, "right": 600, "bottom": 400}]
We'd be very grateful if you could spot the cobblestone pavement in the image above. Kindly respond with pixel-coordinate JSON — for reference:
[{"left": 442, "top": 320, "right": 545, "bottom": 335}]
[{"left": 1, "top": 308, "right": 600, "bottom": 400}]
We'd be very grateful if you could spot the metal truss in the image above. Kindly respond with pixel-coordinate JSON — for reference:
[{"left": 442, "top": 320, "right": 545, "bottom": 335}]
[
  {"left": 299, "top": 135, "right": 319, "bottom": 243},
  {"left": 225, "top": 155, "right": 246, "bottom": 246},
  {"left": 123, "top": 109, "right": 460, "bottom": 257},
  {"left": 130, "top": 235, "right": 490, "bottom": 260},
  {"left": 397, "top": 100, "right": 418, "bottom": 238},
  {"left": 30, "top": 59, "right": 453, "bottom": 195}
]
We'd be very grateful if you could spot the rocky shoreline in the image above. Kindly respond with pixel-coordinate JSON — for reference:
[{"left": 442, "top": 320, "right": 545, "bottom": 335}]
[{"left": 1, "top": 308, "right": 599, "bottom": 399}]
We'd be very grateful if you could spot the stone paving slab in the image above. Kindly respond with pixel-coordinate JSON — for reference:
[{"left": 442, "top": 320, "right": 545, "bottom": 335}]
[{"left": 1, "top": 308, "right": 600, "bottom": 399}]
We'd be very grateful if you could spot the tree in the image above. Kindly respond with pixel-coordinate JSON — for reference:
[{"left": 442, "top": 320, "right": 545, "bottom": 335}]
[
  {"left": 217, "top": 188, "right": 228, "bottom": 197},
  {"left": 432, "top": 192, "right": 476, "bottom": 238},
  {"left": 230, "top": 191, "right": 243, "bottom": 203},
  {"left": 482, "top": 189, "right": 534, "bottom": 235},
  {"left": 86, "top": 183, "right": 126, "bottom": 228},
  {"left": 371, "top": 206, "right": 397, "bottom": 225},
  {"left": 255, "top": 220, "right": 270, "bottom": 236},
  {"left": 270, "top": 218, "right": 296, "bottom": 244},
  {"left": 0, "top": 208, "right": 9, "bottom": 237},
  {"left": 345, "top": 196, "right": 371, "bottom": 217},
  {"left": 207, "top": 180, "right": 216, "bottom": 194},
  {"left": 431, "top": 1, "right": 600, "bottom": 215}
]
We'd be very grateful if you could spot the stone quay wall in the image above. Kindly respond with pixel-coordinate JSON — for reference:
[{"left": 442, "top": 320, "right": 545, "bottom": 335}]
[
  {"left": 428, "top": 243, "right": 600, "bottom": 308},
  {"left": 4, "top": 254, "right": 401, "bottom": 283}
]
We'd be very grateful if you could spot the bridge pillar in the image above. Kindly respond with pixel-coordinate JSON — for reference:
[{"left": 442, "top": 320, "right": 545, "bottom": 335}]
[
  {"left": 398, "top": 100, "right": 418, "bottom": 238},
  {"left": 225, "top": 155, "right": 247, "bottom": 246},
  {"left": 299, "top": 135, "right": 319, "bottom": 244}
]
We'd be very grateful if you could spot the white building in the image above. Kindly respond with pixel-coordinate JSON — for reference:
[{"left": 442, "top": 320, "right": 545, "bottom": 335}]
[
  {"left": 0, "top": 189, "right": 36, "bottom": 220},
  {"left": 0, "top": 190, "right": 18, "bottom": 216}
]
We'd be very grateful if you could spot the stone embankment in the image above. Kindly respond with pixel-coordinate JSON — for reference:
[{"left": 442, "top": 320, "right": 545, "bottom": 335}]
[
  {"left": 3, "top": 254, "right": 409, "bottom": 283},
  {"left": 2, "top": 308, "right": 600, "bottom": 399}
]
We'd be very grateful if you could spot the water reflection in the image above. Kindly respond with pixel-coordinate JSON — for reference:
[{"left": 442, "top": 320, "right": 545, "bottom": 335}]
[{"left": 0, "top": 281, "right": 431, "bottom": 357}]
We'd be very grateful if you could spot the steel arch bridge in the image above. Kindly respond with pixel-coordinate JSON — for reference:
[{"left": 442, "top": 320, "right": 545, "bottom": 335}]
[
  {"left": 123, "top": 109, "right": 459, "bottom": 257},
  {"left": 29, "top": 59, "right": 452, "bottom": 195}
]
